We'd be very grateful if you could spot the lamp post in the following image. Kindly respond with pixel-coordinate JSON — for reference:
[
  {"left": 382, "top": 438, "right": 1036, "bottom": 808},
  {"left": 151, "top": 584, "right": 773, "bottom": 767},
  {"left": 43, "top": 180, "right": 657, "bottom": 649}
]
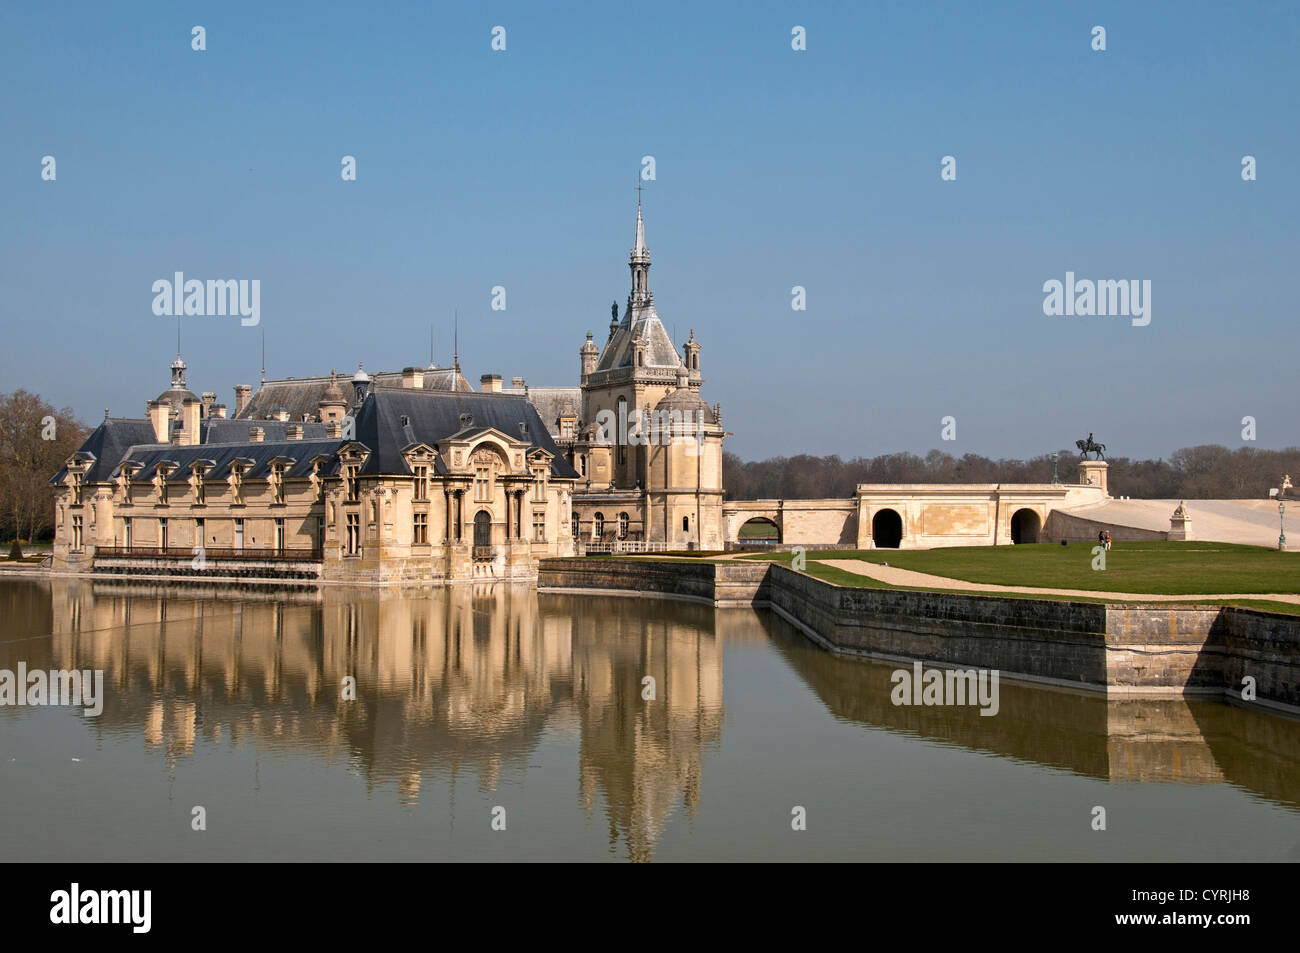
[{"left": 1271, "top": 478, "right": 1289, "bottom": 550}]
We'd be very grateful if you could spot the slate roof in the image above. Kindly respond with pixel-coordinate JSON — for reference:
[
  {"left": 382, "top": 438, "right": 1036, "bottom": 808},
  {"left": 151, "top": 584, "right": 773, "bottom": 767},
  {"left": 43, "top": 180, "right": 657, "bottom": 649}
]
[
  {"left": 351, "top": 389, "right": 579, "bottom": 479},
  {"left": 204, "top": 419, "right": 330, "bottom": 443},
  {"left": 501, "top": 385, "right": 582, "bottom": 436},
  {"left": 49, "top": 418, "right": 158, "bottom": 484},
  {"left": 117, "top": 441, "right": 342, "bottom": 481},
  {"left": 596, "top": 303, "right": 683, "bottom": 372},
  {"left": 237, "top": 367, "right": 471, "bottom": 421}
]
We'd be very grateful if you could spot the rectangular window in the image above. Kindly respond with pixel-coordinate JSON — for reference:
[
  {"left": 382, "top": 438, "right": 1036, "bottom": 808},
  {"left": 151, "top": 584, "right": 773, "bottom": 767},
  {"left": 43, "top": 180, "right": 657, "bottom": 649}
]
[
  {"left": 71, "top": 515, "right": 83, "bottom": 551},
  {"left": 413, "top": 513, "right": 428, "bottom": 544},
  {"left": 159, "top": 518, "right": 168, "bottom": 551},
  {"left": 274, "top": 517, "right": 285, "bottom": 553},
  {"left": 272, "top": 463, "right": 285, "bottom": 504},
  {"left": 234, "top": 518, "right": 244, "bottom": 552},
  {"left": 532, "top": 470, "right": 545, "bottom": 503},
  {"left": 346, "top": 513, "right": 360, "bottom": 555},
  {"left": 345, "top": 465, "right": 359, "bottom": 502},
  {"left": 413, "top": 465, "right": 428, "bottom": 501},
  {"left": 474, "top": 467, "right": 490, "bottom": 502},
  {"left": 532, "top": 511, "right": 545, "bottom": 542},
  {"left": 123, "top": 517, "right": 133, "bottom": 549},
  {"left": 195, "top": 518, "right": 205, "bottom": 546},
  {"left": 231, "top": 465, "right": 244, "bottom": 505},
  {"left": 194, "top": 472, "right": 205, "bottom": 505}
]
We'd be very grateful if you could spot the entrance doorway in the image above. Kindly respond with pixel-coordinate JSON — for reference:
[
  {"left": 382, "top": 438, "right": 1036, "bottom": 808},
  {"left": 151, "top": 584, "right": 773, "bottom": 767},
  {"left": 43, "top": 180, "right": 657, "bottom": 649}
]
[
  {"left": 1010, "top": 508, "right": 1041, "bottom": 544},
  {"left": 871, "top": 509, "right": 903, "bottom": 548}
]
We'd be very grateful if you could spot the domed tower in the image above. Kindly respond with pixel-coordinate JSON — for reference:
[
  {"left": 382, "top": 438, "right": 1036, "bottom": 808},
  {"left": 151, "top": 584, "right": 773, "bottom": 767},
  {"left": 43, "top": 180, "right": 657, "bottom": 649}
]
[
  {"left": 643, "top": 363, "right": 726, "bottom": 548},
  {"left": 317, "top": 371, "right": 347, "bottom": 423},
  {"left": 352, "top": 363, "right": 371, "bottom": 404}
]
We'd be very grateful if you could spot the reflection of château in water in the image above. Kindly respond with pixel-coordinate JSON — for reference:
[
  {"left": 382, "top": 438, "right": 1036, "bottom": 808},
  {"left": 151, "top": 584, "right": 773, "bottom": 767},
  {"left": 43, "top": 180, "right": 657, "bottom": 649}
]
[
  {"left": 14, "top": 579, "right": 728, "bottom": 860},
  {"left": 6, "top": 579, "right": 1299, "bottom": 859}
]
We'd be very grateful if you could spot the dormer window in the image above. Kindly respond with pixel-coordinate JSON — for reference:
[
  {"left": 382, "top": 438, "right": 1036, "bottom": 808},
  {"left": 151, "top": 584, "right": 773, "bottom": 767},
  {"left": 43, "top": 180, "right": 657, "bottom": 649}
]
[
  {"left": 154, "top": 467, "right": 170, "bottom": 505},
  {"left": 344, "top": 464, "right": 360, "bottom": 502},
  {"left": 270, "top": 462, "right": 286, "bottom": 504},
  {"left": 70, "top": 470, "right": 83, "bottom": 506},
  {"left": 531, "top": 468, "right": 546, "bottom": 503},
  {"left": 191, "top": 465, "right": 206, "bottom": 505},
  {"left": 230, "top": 463, "right": 245, "bottom": 505},
  {"left": 413, "top": 464, "right": 429, "bottom": 501}
]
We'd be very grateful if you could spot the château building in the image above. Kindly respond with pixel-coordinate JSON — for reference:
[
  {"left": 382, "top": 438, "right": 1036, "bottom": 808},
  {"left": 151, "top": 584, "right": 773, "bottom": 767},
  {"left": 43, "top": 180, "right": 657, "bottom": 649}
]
[{"left": 49, "top": 200, "right": 728, "bottom": 581}]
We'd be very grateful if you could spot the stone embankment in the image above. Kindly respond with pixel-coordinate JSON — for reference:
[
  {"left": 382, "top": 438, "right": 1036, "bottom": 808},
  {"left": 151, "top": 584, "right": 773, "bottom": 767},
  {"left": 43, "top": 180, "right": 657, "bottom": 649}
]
[{"left": 538, "top": 557, "right": 1300, "bottom": 710}]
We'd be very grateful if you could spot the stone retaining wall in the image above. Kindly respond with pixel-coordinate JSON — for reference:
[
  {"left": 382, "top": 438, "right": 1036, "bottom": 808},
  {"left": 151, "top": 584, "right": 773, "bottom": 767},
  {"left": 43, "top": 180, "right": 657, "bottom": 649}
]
[{"left": 537, "top": 557, "right": 1300, "bottom": 708}]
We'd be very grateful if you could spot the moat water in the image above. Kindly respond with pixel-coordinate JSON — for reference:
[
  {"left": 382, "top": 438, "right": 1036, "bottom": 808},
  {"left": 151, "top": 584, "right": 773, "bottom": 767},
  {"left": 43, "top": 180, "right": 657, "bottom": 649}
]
[{"left": 1, "top": 576, "right": 1298, "bottom": 862}]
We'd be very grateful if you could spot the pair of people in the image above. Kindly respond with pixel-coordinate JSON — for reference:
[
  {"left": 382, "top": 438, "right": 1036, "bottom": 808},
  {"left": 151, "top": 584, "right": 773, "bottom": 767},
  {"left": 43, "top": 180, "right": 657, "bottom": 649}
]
[{"left": 1097, "top": 530, "right": 1112, "bottom": 550}]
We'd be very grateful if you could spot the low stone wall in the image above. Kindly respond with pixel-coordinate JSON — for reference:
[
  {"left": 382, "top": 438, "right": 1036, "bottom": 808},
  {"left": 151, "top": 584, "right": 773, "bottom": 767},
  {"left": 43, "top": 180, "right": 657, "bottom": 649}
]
[
  {"left": 537, "top": 557, "right": 1300, "bottom": 709},
  {"left": 1043, "top": 509, "right": 1167, "bottom": 543},
  {"left": 538, "top": 557, "right": 769, "bottom": 606}
]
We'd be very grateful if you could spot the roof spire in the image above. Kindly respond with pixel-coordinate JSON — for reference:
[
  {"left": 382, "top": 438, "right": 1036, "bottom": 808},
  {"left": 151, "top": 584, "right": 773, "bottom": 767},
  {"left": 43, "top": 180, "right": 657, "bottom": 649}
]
[{"left": 629, "top": 184, "right": 651, "bottom": 306}]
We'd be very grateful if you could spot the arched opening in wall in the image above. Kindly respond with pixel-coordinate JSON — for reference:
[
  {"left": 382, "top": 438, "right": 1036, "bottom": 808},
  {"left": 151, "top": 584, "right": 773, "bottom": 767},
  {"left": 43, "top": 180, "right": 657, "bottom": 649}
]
[
  {"left": 738, "top": 517, "right": 780, "bottom": 543},
  {"left": 1010, "top": 508, "right": 1041, "bottom": 544},
  {"left": 473, "top": 510, "right": 492, "bottom": 548},
  {"left": 871, "top": 509, "right": 903, "bottom": 549}
]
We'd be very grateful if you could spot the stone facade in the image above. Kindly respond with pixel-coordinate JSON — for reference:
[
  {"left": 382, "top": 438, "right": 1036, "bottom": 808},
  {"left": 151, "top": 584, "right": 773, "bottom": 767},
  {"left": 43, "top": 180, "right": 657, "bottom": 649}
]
[{"left": 50, "top": 369, "right": 580, "bottom": 583}]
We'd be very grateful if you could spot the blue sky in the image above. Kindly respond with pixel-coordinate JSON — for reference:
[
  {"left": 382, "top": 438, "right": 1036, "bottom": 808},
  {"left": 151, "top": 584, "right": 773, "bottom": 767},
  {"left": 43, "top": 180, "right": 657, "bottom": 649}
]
[{"left": 2, "top": 0, "right": 1297, "bottom": 461}]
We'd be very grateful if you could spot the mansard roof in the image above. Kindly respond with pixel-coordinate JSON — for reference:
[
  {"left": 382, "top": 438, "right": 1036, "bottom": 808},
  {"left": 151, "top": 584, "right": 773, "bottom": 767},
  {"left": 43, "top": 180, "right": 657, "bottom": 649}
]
[
  {"left": 351, "top": 388, "right": 579, "bottom": 479},
  {"left": 49, "top": 418, "right": 158, "bottom": 485},
  {"left": 116, "top": 440, "right": 343, "bottom": 481}
]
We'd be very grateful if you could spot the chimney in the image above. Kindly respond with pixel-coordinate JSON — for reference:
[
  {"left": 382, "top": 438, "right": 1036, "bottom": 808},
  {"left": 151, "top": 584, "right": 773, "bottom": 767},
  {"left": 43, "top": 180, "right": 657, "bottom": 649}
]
[
  {"left": 147, "top": 400, "right": 170, "bottom": 443},
  {"left": 326, "top": 421, "right": 342, "bottom": 439},
  {"left": 201, "top": 392, "right": 216, "bottom": 418},
  {"left": 181, "top": 398, "right": 202, "bottom": 446},
  {"left": 402, "top": 366, "right": 425, "bottom": 389},
  {"left": 234, "top": 385, "right": 252, "bottom": 416},
  {"left": 212, "top": 404, "right": 228, "bottom": 419},
  {"left": 249, "top": 427, "right": 264, "bottom": 443},
  {"left": 286, "top": 424, "right": 303, "bottom": 440},
  {"left": 511, "top": 377, "right": 525, "bottom": 388},
  {"left": 480, "top": 373, "right": 503, "bottom": 393}
]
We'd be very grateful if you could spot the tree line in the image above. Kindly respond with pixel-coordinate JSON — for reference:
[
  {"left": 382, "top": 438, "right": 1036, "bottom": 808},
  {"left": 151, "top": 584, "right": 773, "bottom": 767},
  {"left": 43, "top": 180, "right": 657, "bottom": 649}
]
[{"left": 723, "top": 445, "right": 1300, "bottom": 501}]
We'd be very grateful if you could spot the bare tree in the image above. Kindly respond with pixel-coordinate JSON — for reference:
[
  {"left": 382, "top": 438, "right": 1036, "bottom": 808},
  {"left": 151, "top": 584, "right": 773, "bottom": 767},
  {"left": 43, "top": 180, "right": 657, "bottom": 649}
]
[{"left": 0, "top": 390, "right": 89, "bottom": 542}]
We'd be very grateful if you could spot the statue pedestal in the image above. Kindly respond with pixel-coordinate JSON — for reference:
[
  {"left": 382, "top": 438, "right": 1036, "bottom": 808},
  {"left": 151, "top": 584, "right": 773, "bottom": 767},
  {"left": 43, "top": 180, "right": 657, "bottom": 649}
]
[
  {"left": 1169, "top": 504, "right": 1193, "bottom": 541},
  {"left": 1077, "top": 460, "right": 1109, "bottom": 494}
]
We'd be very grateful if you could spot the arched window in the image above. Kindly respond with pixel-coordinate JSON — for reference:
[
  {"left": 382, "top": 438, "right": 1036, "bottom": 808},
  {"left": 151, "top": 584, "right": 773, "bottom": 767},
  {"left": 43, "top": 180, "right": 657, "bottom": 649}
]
[
  {"left": 571, "top": 514, "right": 579, "bottom": 538},
  {"left": 594, "top": 512, "right": 605, "bottom": 538},
  {"left": 682, "top": 516, "right": 690, "bottom": 532},
  {"left": 618, "top": 512, "right": 629, "bottom": 539}
]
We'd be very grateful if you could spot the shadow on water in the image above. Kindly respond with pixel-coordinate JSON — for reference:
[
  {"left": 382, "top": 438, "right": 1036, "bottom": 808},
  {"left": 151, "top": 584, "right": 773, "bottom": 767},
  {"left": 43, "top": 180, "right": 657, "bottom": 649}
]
[{"left": 1, "top": 577, "right": 1297, "bottom": 861}]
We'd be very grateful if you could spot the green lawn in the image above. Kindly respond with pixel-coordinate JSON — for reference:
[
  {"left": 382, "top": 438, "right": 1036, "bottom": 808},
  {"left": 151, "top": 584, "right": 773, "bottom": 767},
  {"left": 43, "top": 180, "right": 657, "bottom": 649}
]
[{"left": 739, "top": 542, "right": 1300, "bottom": 614}]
